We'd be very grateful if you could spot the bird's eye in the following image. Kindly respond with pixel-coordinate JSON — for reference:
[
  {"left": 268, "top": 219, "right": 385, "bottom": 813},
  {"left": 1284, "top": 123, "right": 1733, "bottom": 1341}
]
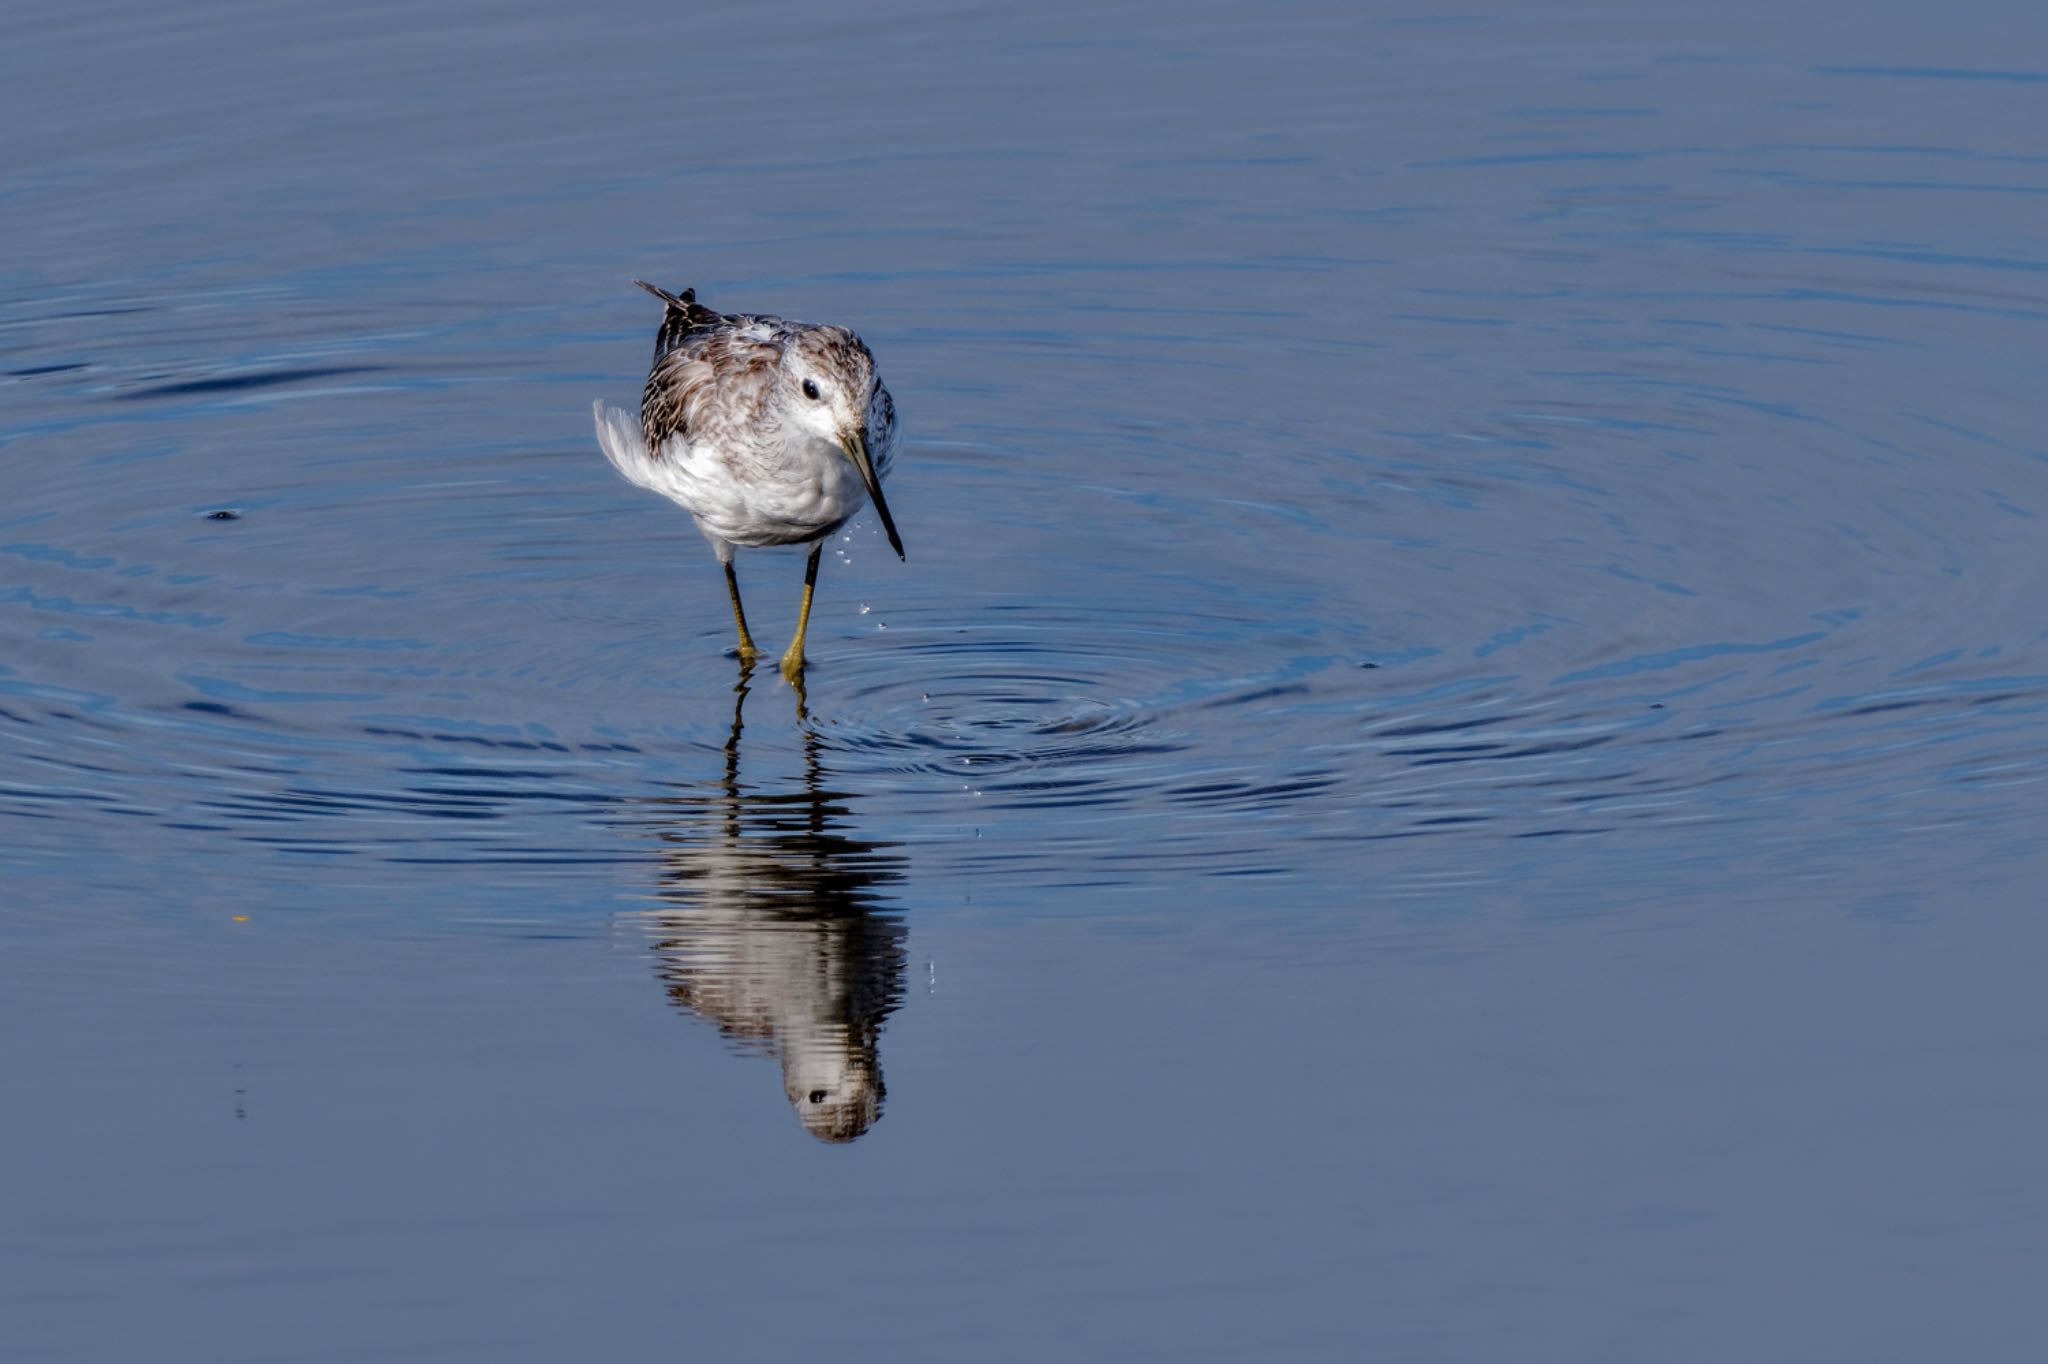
[{"left": 802, "top": 379, "right": 821, "bottom": 401}]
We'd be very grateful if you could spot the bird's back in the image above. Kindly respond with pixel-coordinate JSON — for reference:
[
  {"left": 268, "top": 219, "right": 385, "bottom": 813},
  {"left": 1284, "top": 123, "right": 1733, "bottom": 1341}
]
[
  {"left": 636, "top": 281, "right": 805, "bottom": 458},
  {"left": 649, "top": 289, "right": 793, "bottom": 368}
]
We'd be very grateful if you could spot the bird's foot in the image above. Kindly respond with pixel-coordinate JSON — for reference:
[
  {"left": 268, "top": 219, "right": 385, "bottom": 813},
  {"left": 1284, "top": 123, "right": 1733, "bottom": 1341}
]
[
  {"left": 783, "top": 662, "right": 809, "bottom": 720},
  {"left": 778, "top": 649, "right": 805, "bottom": 685}
]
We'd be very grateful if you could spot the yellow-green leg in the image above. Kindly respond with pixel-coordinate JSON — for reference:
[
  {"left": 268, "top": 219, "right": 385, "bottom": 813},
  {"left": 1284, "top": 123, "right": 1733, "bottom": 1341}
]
[
  {"left": 724, "top": 559, "right": 759, "bottom": 664},
  {"left": 779, "top": 542, "right": 824, "bottom": 682}
]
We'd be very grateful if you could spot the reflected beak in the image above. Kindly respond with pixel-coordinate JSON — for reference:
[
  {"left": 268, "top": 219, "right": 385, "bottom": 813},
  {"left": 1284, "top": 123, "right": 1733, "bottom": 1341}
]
[{"left": 840, "top": 428, "right": 904, "bottom": 560}]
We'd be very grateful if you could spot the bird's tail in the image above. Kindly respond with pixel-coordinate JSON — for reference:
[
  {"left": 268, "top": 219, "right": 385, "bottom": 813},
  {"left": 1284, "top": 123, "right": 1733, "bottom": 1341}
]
[
  {"left": 592, "top": 400, "right": 663, "bottom": 491},
  {"left": 634, "top": 279, "right": 695, "bottom": 310}
]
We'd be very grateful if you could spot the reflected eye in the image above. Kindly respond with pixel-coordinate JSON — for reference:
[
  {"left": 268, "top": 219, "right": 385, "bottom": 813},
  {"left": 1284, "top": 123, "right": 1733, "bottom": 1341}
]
[
  {"left": 808, "top": 1089, "right": 828, "bottom": 1104},
  {"left": 802, "top": 379, "right": 821, "bottom": 401}
]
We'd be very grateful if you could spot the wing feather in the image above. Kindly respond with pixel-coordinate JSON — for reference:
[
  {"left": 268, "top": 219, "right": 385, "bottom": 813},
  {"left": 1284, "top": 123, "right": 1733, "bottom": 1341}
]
[
  {"left": 593, "top": 400, "right": 665, "bottom": 491},
  {"left": 640, "top": 349, "right": 721, "bottom": 453}
]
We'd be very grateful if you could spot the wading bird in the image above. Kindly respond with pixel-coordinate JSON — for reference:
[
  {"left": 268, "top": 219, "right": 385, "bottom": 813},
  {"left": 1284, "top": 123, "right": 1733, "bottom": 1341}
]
[{"left": 594, "top": 281, "right": 903, "bottom": 680}]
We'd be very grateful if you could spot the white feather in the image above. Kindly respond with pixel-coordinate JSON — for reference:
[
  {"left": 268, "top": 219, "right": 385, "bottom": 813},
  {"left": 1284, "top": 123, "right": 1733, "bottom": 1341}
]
[
  {"left": 592, "top": 399, "right": 661, "bottom": 492},
  {"left": 593, "top": 398, "right": 883, "bottom": 559}
]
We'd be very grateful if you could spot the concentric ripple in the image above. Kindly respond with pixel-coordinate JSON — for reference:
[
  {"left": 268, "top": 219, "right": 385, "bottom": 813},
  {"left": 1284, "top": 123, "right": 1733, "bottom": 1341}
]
[{"left": 818, "top": 612, "right": 1195, "bottom": 785}]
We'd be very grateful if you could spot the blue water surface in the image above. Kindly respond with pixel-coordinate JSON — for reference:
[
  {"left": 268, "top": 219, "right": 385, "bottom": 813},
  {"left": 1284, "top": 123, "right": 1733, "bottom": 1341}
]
[{"left": 4, "top": 2, "right": 2047, "bottom": 1360}]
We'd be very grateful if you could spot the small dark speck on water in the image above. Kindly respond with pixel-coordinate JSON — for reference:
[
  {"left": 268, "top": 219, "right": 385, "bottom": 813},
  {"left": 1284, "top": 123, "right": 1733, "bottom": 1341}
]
[{"left": 206, "top": 509, "right": 240, "bottom": 521}]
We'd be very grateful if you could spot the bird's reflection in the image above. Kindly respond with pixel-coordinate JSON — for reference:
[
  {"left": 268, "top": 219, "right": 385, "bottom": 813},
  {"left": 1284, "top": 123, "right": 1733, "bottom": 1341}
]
[{"left": 633, "top": 666, "right": 907, "bottom": 1143}]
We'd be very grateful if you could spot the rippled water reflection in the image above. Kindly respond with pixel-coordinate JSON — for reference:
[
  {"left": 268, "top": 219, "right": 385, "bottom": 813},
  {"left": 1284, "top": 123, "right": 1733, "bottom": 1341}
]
[
  {"left": 5, "top": 2, "right": 2048, "bottom": 1360},
  {"left": 628, "top": 673, "right": 908, "bottom": 1143}
]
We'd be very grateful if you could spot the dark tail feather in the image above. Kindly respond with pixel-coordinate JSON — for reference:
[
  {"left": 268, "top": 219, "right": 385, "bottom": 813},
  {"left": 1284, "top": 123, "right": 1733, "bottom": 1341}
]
[{"left": 633, "top": 279, "right": 696, "bottom": 310}]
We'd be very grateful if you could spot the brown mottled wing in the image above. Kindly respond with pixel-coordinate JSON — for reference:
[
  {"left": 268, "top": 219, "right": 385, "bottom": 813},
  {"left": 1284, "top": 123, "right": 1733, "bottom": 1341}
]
[
  {"left": 635, "top": 281, "right": 794, "bottom": 457},
  {"left": 639, "top": 348, "right": 714, "bottom": 455},
  {"left": 639, "top": 327, "right": 783, "bottom": 458}
]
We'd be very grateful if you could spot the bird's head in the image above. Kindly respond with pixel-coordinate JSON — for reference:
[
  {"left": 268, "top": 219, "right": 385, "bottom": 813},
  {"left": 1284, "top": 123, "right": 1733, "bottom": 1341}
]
[
  {"left": 781, "top": 329, "right": 904, "bottom": 560},
  {"left": 782, "top": 1027, "right": 884, "bottom": 1144}
]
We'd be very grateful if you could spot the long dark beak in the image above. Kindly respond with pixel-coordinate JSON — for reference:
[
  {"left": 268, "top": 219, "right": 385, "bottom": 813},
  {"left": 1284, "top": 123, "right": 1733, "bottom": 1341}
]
[{"left": 840, "top": 429, "right": 904, "bottom": 560}]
